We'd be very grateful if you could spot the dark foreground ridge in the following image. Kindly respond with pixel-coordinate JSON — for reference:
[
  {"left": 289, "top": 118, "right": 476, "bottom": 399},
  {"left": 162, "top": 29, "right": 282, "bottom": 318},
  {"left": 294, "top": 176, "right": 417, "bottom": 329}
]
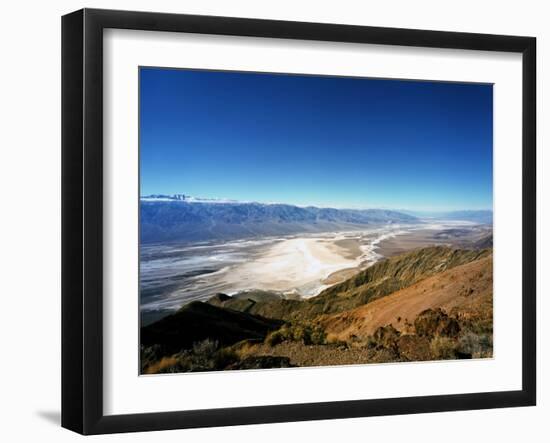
[{"left": 141, "top": 301, "right": 283, "bottom": 353}]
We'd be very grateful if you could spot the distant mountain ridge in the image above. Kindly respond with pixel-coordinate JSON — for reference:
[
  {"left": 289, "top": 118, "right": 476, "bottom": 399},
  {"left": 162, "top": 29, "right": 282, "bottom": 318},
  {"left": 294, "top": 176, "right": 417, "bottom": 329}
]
[
  {"left": 141, "top": 194, "right": 242, "bottom": 204},
  {"left": 402, "top": 209, "right": 493, "bottom": 224},
  {"left": 438, "top": 210, "right": 493, "bottom": 224},
  {"left": 140, "top": 195, "right": 419, "bottom": 243}
]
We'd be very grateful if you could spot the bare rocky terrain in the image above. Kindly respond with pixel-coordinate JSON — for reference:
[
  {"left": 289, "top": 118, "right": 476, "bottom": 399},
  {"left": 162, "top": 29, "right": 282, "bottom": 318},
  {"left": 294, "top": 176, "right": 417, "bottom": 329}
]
[{"left": 141, "top": 242, "right": 493, "bottom": 374}]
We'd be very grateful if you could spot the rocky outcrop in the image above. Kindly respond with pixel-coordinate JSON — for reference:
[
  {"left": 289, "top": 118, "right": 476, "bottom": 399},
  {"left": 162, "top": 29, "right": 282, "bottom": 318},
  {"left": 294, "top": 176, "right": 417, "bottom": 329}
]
[
  {"left": 397, "top": 335, "right": 432, "bottom": 361},
  {"left": 414, "top": 308, "right": 460, "bottom": 338},
  {"left": 371, "top": 325, "right": 400, "bottom": 351}
]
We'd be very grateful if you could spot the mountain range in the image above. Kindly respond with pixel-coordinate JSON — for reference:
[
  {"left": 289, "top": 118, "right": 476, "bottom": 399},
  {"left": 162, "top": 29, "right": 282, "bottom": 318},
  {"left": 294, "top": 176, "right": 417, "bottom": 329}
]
[
  {"left": 140, "top": 195, "right": 419, "bottom": 243},
  {"left": 403, "top": 209, "right": 493, "bottom": 224}
]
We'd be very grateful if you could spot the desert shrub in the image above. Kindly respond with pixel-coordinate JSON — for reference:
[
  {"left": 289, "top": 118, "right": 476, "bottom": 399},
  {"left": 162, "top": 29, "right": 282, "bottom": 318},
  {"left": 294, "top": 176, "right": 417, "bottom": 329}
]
[
  {"left": 309, "top": 326, "right": 327, "bottom": 345},
  {"left": 292, "top": 324, "right": 327, "bottom": 345},
  {"left": 476, "top": 335, "right": 493, "bottom": 358},
  {"left": 458, "top": 332, "right": 479, "bottom": 357},
  {"left": 325, "top": 333, "right": 350, "bottom": 347},
  {"left": 140, "top": 344, "right": 169, "bottom": 373},
  {"left": 397, "top": 335, "right": 432, "bottom": 361},
  {"left": 266, "top": 323, "right": 327, "bottom": 346},
  {"left": 213, "top": 347, "right": 239, "bottom": 368},
  {"left": 415, "top": 309, "right": 445, "bottom": 337},
  {"left": 143, "top": 356, "right": 179, "bottom": 374},
  {"left": 265, "top": 329, "right": 286, "bottom": 346},
  {"left": 458, "top": 331, "right": 493, "bottom": 358},
  {"left": 430, "top": 336, "right": 457, "bottom": 360},
  {"left": 414, "top": 308, "right": 460, "bottom": 338},
  {"left": 290, "top": 324, "right": 308, "bottom": 343},
  {"left": 366, "top": 335, "right": 378, "bottom": 349},
  {"left": 462, "top": 317, "right": 493, "bottom": 336},
  {"left": 371, "top": 324, "right": 400, "bottom": 350},
  {"left": 192, "top": 338, "right": 219, "bottom": 357},
  {"left": 438, "top": 317, "right": 461, "bottom": 338},
  {"left": 232, "top": 339, "right": 261, "bottom": 359},
  {"left": 151, "top": 342, "right": 241, "bottom": 373},
  {"left": 153, "top": 351, "right": 200, "bottom": 373}
]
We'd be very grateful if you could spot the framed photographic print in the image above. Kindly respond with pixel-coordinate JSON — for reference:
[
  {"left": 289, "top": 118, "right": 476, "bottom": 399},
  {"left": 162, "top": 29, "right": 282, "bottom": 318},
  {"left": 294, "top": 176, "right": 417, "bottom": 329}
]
[{"left": 61, "top": 8, "right": 536, "bottom": 435}]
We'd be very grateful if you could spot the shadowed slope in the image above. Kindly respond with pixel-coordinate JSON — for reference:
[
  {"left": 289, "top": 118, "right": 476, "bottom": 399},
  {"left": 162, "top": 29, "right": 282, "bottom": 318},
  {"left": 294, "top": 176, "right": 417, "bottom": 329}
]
[{"left": 141, "top": 301, "right": 283, "bottom": 354}]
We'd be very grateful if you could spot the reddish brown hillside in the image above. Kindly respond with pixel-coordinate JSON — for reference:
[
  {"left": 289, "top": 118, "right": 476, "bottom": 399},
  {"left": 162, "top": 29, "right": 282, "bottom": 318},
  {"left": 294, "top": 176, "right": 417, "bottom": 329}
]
[{"left": 318, "top": 255, "right": 492, "bottom": 342}]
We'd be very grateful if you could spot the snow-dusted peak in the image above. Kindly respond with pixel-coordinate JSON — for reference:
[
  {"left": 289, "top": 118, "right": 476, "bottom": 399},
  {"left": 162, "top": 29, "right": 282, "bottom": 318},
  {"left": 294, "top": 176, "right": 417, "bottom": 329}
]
[{"left": 140, "top": 194, "right": 244, "bottom": 204}]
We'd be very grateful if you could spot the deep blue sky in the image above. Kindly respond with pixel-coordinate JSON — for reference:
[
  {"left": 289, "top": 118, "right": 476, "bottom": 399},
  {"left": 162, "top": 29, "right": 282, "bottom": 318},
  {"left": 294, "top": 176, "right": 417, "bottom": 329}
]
[{"left": 140, "top": 67, "right": 493, "bottom": 211}]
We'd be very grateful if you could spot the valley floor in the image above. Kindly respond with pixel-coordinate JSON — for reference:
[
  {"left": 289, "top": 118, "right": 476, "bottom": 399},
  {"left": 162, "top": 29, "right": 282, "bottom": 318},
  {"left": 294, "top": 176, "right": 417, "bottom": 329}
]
[{"left": 140, "top": 222, "right": 491, "bottom": 317}]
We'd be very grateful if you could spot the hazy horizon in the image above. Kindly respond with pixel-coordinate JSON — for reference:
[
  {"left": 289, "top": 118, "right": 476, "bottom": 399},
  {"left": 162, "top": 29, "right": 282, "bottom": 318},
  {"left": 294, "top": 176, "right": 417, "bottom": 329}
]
[{"left": 140, "top": 192, "right": 492, "bottom": 213}]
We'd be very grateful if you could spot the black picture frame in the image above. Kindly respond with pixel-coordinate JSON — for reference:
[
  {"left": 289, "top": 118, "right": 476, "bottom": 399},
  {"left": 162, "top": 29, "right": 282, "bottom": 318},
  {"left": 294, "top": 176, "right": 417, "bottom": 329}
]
[{"left": 61, "top": 8, "right": 536, "bottom": 435}]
